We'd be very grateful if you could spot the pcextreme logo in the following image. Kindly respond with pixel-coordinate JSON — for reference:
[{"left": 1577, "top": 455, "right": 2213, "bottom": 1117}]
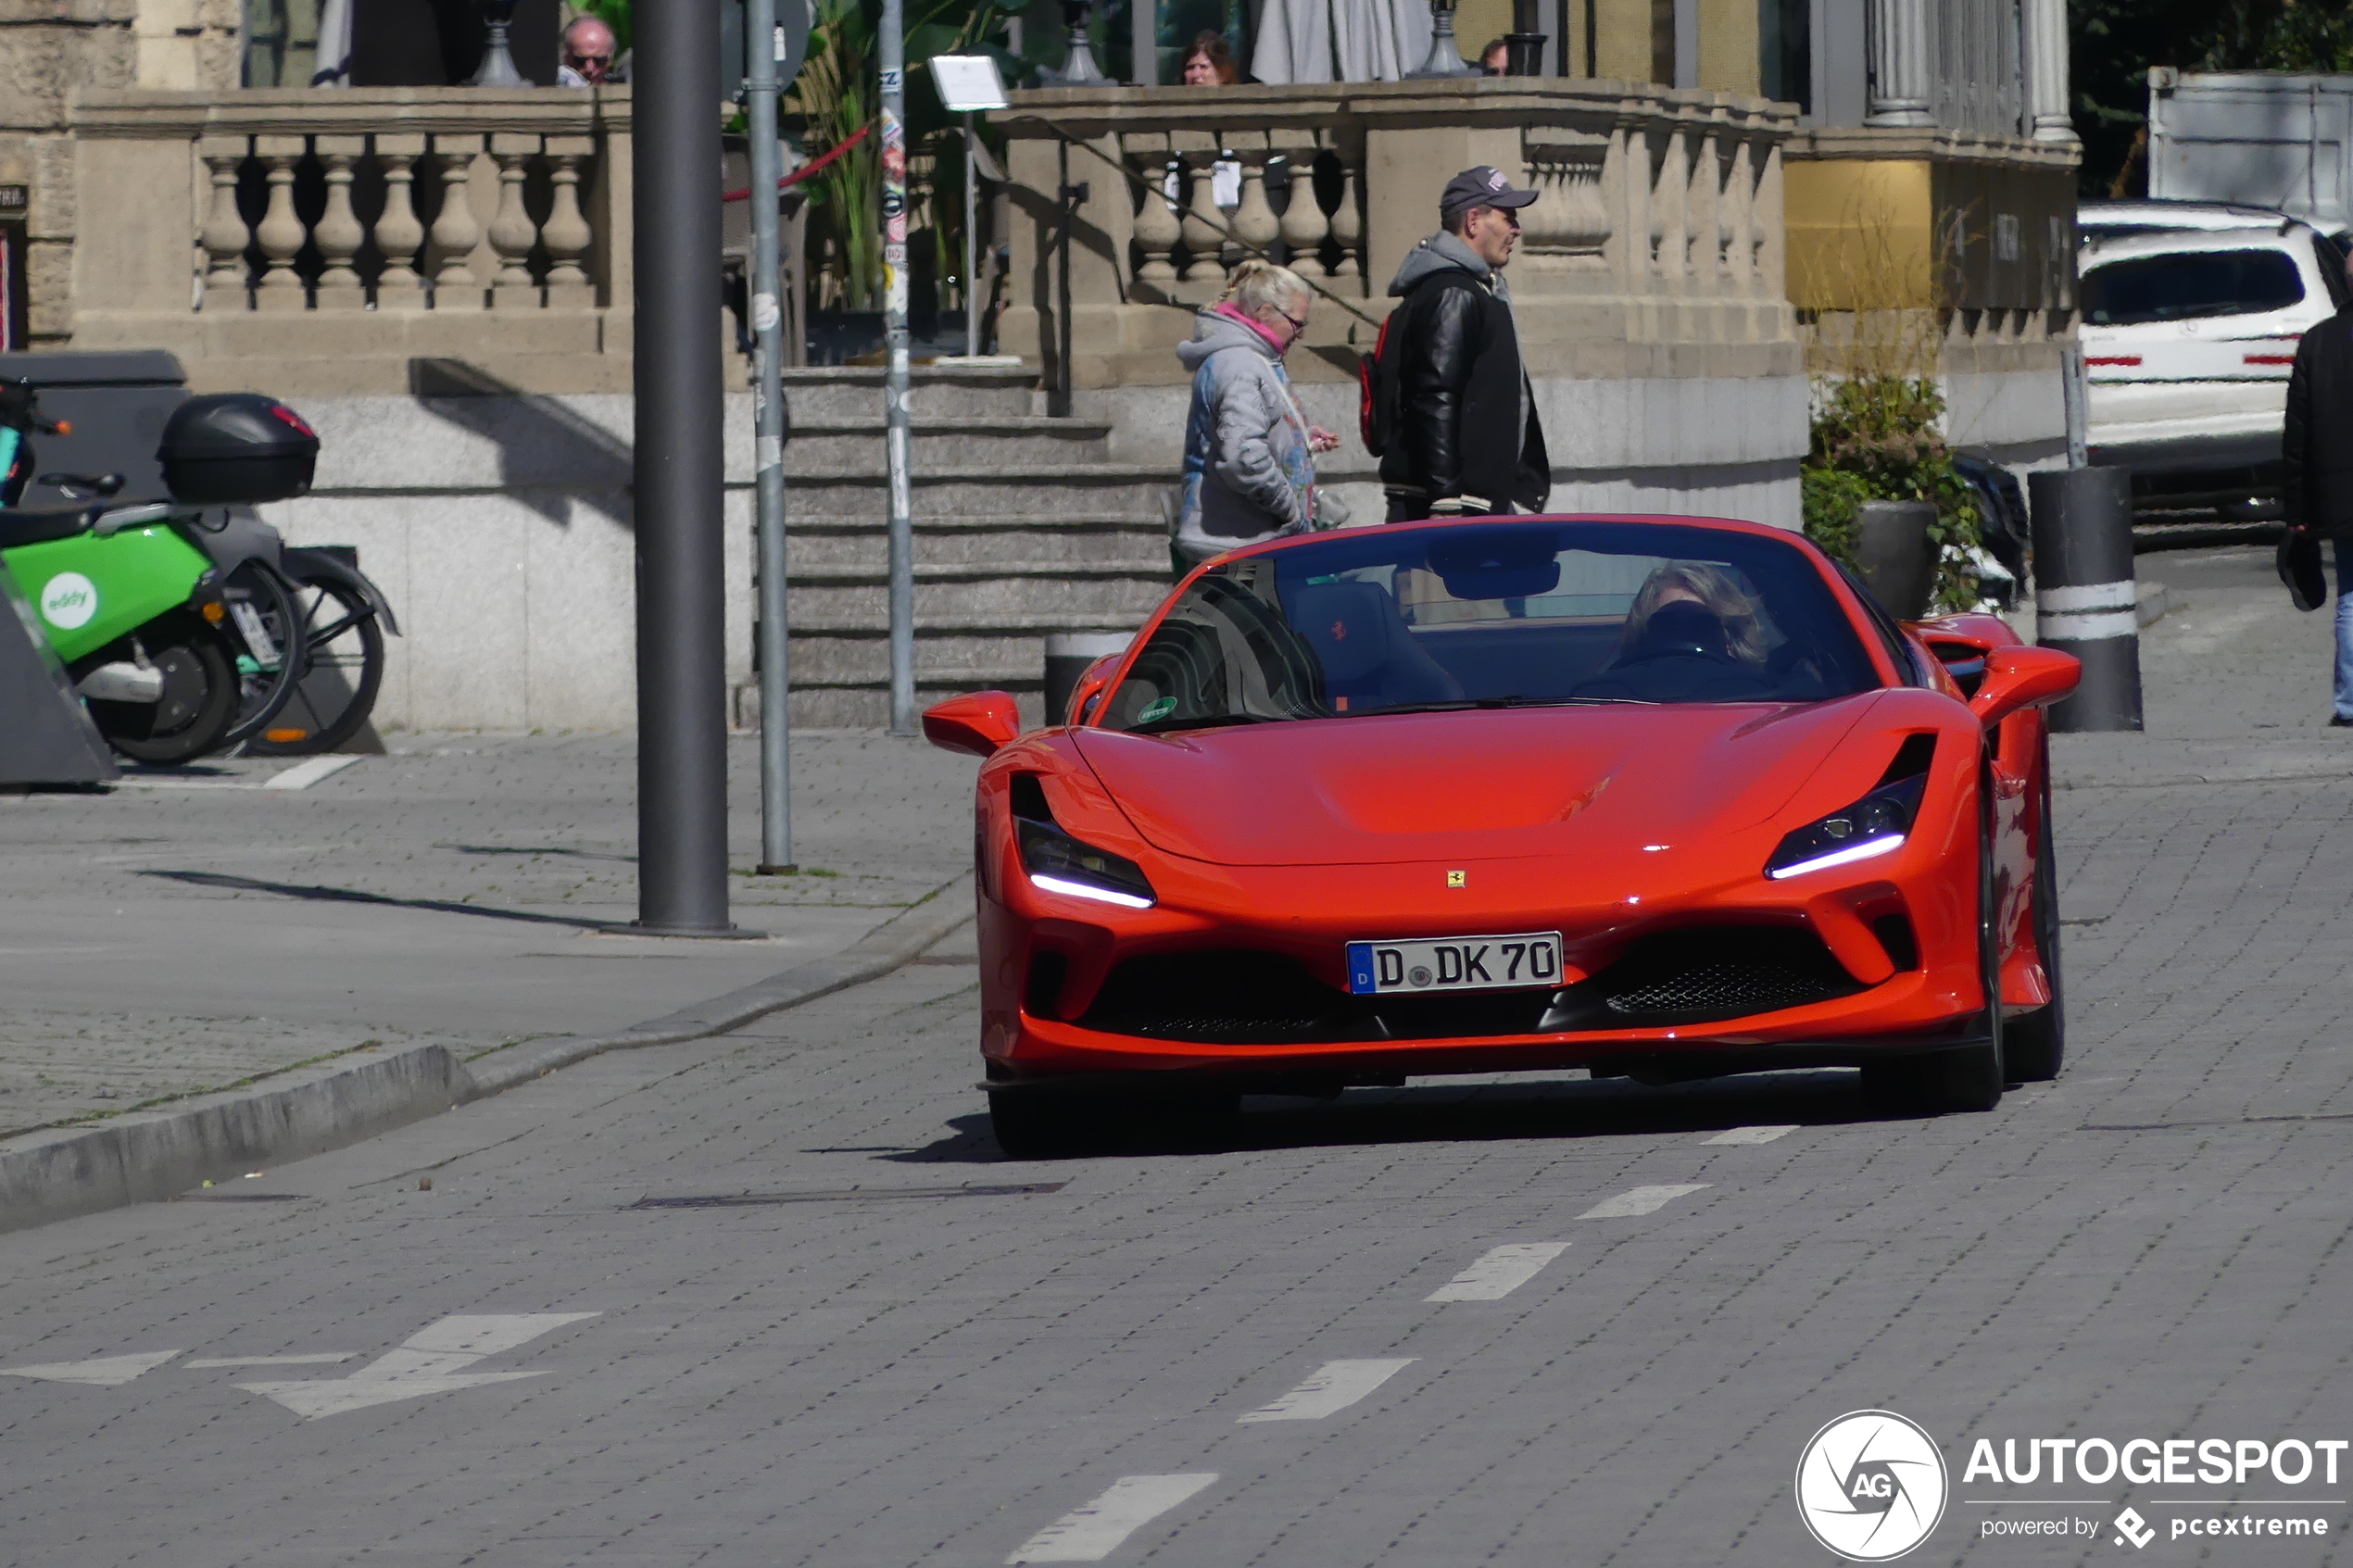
[{"left": 1796, "top": 1410, "right": 1951, "bottom": 1561}]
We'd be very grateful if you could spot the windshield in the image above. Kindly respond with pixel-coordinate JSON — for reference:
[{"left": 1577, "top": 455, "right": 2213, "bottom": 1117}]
[
  {"left": 1098, "top": 521, "right": 1881, "bottom": 734},
  {"left": 2082, "top": 248, "right": 2305, "bottom": 325}
]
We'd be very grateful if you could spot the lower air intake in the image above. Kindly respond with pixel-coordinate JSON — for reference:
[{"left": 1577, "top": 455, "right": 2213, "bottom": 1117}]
[{"left": 1594, "top": 927, "right": 1860, "bottom": 1025}]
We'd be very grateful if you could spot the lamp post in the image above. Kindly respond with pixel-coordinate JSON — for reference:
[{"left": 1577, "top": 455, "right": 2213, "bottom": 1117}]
[
  {"left": 465, "top": 0, "right": 527, "bottom": 86},
  {"left": 1503, "top": 0, "right": 1546, "bottom": 74},
  {"left": 1406, "top": 0, "right": 1476, "bottom": 78},
  {"left": 1056, "top": 0, "right": 1108, "bottom": 84}
]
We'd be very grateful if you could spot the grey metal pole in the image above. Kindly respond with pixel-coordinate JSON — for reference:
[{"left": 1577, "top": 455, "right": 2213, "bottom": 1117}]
[
  {"left": 963, "top": 111, "right": 979, "bottom": 359},
  {"left": 634, "top": 0, "right": 741, "bottom": 935},
  {"left": 748, "top": 0, "right": 797, "bottom": 873},
  {"left": 2028, "top": 466, "right": 2143, "bottom": 733},
  {"left": 881, "top": 0, "right": 918, "bottom": 734}
]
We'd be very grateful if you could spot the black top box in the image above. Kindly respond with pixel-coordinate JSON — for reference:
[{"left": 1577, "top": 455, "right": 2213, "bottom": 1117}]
[{"left": 158, "top": 394, "right": 319, "bottom": 506}]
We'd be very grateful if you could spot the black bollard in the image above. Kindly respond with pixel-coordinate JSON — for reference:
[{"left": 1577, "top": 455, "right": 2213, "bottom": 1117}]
[{"left": 2027, "top": 467, "right": 2143, "bottom": 733}]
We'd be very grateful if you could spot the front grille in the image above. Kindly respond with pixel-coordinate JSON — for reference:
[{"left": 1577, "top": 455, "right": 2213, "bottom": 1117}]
[
  {"left": 1073, "top": 926, "right": 1864, "bottom": 1045},
  {"left": 1549, "top": 926, "right": 1861, "bottom": 1028}
]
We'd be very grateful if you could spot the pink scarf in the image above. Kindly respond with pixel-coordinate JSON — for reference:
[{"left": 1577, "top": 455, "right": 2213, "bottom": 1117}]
[{"left": 1211, "top": 300, "right": 1290, "bottom": 356}]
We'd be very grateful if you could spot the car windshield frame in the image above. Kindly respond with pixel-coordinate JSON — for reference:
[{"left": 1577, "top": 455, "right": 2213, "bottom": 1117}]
[{"left": 1095, "top": 519, "right": 1884, "bottom": 735}]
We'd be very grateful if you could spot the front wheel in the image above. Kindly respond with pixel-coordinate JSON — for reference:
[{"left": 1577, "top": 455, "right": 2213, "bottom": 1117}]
[
  {"left": 988, "top": 1087, "right": 1116, "bottom": 1160},
  {"left": 1864, "top": 788, "right": 2006, "bottom": 1113},
  {"left": 245, "top": 571, "right": 385, "bottom": 755},
  {"left": 2005, "top": 763, "right": 2065, "bottom": 1082}
]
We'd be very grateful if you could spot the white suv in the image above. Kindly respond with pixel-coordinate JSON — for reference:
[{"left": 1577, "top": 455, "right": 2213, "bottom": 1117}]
[{"left": 2079, "top": 207, "right": 2347, "bottom": 514}]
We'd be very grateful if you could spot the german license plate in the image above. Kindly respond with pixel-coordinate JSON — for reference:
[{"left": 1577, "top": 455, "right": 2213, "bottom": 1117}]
[{"left": 1345, "top": 932, "right": 1564, "bottom": 996}]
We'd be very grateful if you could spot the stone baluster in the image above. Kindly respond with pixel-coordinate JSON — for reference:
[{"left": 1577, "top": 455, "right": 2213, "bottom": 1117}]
[
  {"left": 428, "top": 133, "right": 486, "bottom": 310},
  {"left": 1722, "top": 136, "right": 1756, "bottom": 296},
  {"left": 542, "top": 135, "right": 596, "bottom": 307},
  {"left": 487, "top": 132, "right": 544, "bottom": 307},
  {"left": 1131, "top": 156, "right": 1182, "bottom": 287},
  {"left": 251, "top": 134, "right": 308, "bottom": 313},
  {"left": 1276, "top": 154, "right": 1330, "bottom": 273},
  {"left": 1650, "top": 130, "right": 1687, "bottom": 288},
  {"left": 1327, "top": 161, "right": 1362, "bottom": 281},
  {"left": 1178, "top": 153, "right": 1225, "bottom": 283},
  {"left": 372, "top": 133, "right": 430, "bottom": 307},
  {"left": 197, "top": 135, "right": 253, "bottom": 312},
  {"left": 312, "top": 134, "right": 368, "bottom": 308},
  {"left": 1231, "top": 154, "right": 1281, "bottom": 268},
  {"left": 1686, "top": 128, "right": 1722, "bottom": 297}
]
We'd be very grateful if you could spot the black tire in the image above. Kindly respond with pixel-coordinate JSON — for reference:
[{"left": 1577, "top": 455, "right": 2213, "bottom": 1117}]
[
  {"left": 1864, "top": 772, "right": 2006, "bottom": 1113},
  {"left": 219, "top": 562, "right": 304, "bottom": 747},
  {"left": 89, "top": 616, "right": 240, "bottom": 764},
  {"left": 2006, "top": 759, "right": 2065, "bottom": 1081},
  {"left": 245, "top": 572, "right": 385, "bottom": 755}
]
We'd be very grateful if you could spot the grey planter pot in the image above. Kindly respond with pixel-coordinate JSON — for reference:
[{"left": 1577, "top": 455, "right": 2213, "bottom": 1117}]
[{"left": 1855, "top": 498, "right": 1938, "bottom": 620}]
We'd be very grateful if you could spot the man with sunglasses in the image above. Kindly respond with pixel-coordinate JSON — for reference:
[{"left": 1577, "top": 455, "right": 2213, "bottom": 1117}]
[
  {"left": 557, "top": 17, "right": 622, "bottom": 85},
  {"left": 1369, "top": 166, "right": 1550, "bottom": 522}
]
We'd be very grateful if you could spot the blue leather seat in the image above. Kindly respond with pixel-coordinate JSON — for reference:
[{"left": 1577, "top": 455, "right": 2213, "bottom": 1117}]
[{"left": 1291, "top": 581, "right": 1466, "bottom": 713}]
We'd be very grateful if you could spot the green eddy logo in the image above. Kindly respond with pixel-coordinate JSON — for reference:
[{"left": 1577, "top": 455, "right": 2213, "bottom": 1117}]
[{"left": 39, "top": 571, "right": 97, "bottom": 631}]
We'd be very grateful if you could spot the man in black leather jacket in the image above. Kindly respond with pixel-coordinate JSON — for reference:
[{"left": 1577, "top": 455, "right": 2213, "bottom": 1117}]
[
  {"left": 1375, "top": 166, "right": 1551, "bottom": 522},
  {"left": 2283, "top": 272, "right": 2353, "bottom": 723}
]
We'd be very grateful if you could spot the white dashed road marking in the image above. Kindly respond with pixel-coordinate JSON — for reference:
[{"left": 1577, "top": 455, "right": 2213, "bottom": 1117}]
[
  {"left": 237, "top": 1312, "right": 598, "bottom": 1419},
  {"left": 1704, "top": 1124, "right": 1798, "bottom": 1146},
  {"left": 1236, "top": 1358, "right": 1418, "bottom": 1423},
  {"left": 1425, "top": 1242, "right": 1570, "bottom": 1301},
  {"left": 0, "top": 1350, "right": 181, "bottom": 1386},
  {"left": 1006, "top": 1474, "right": 1220, "bottom": 1563},
  {"left": 1577, "top": 1184, "right": 1709, "bottom": 1219},
  {"left": 184, "top": 1354, "right": 358, "bottom": 1368}
]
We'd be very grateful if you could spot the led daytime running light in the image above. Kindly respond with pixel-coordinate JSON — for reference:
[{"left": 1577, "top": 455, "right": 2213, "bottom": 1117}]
[
  {"left": 1028, "top": 872, "right": 1154, "bottom": 909},
  {"left": 1767, "top": 834, "right": 1904, "bottom": 881},
  {"left": 1014, "top": 814, "right": 1158, "bottom": 909}
]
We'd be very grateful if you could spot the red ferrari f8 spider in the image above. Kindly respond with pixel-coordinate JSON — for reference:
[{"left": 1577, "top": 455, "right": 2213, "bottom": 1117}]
[{"left": 923, "top": 514, "right": 2081, "bottom": 1158}]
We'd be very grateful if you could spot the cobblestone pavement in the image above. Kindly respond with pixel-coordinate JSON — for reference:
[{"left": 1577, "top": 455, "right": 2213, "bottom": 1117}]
[
  {"left": 0, "top": 731, "right": 975, "bottom": 1135},
  {"left": 0, "top": 548, "right": 2347, "bottom": 1567}
]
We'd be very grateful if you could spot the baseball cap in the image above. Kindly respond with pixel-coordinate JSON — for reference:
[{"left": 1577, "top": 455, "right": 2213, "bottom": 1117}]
[{"left": 1440, "top": 165, "right": 1540, "bottom": 222}]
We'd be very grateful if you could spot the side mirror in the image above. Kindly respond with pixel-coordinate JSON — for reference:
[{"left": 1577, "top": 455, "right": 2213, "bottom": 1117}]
[
  {"left": 1968, "top": 646, "right": 2080, "bottom": 727},
  {"left": 922, "top": 690, "right": 1023, "bottom": 757}
]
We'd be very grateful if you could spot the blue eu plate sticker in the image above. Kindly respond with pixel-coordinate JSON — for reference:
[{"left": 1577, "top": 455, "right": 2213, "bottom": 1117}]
[{"left": 1345, "top": 943, "right": 1377, "bottom": 996}]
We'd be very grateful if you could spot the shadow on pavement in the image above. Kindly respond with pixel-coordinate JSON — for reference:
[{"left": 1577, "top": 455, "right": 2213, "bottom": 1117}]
[
  {"left": 887, "top": 1070, "right": 1939, "bottom": 1164},
  {"left": 138, "top": 868, "right": 622, "bottom": 931}
]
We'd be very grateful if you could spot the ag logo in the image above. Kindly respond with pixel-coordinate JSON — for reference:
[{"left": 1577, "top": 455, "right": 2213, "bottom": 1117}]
[
  {"left": 39, "top": 572, "right": 97, "bottom": 631},
  {"left": 1794, "top": 1410, "right": 1949, "bottom": 1561}
]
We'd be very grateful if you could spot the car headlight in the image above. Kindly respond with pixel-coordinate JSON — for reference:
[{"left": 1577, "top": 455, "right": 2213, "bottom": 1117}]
[
  {"left": 1767, "top": 773, "right": 1929, "bottom": 880},
  {"left": 1016, "top": 816, "right": 1157, "bottom": 909}
]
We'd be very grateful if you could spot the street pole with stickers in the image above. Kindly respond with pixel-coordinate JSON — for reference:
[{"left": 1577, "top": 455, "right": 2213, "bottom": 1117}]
[
  {"left": 879, "top": 0, "right": 917, "bottom": 736},
  {"left": 745, "top": 0, "right": 812, "bottom": 874}
]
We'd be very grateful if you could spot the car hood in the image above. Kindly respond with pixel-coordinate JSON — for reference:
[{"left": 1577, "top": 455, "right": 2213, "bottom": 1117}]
[{"left": 1070, "top": 698, "right": 1882, "bottom": 867}]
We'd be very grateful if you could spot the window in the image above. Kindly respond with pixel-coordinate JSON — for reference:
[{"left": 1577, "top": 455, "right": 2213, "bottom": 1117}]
[{"left": 2082, "top": 248, "right": 2306, "bottom": 326}]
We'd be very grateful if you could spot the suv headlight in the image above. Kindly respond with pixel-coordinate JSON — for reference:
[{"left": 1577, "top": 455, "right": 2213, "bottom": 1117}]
[
  {"left": 1767, "top": 773, "right": 1929, "bottom": 880},
  {"left": 1017, "top": 817, "right": 1157, "bottom": 909}
]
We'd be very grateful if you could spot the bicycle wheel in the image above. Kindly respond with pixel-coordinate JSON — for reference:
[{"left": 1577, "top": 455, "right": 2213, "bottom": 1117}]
[
  {"left": 247, "top": 571, "right": 384, "bottom": 755},
  {"left": 218, "top": 561, "right": 303, "bottom": 748}
]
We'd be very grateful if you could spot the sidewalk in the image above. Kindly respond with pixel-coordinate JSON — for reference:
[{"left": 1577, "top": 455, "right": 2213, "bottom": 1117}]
[{"left": 0, "top": 731, "right": 981, "bottom": 1141}]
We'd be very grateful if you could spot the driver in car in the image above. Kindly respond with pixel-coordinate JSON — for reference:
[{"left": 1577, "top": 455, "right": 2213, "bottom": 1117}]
[{"left": 1578, "top": 562, "right": 1780, "bottom": 701}]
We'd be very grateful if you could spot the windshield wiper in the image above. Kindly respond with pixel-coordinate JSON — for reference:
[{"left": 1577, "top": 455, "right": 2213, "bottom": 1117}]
[{"left": 1128, "top": 710, "right": 1291, "bottom": 734}]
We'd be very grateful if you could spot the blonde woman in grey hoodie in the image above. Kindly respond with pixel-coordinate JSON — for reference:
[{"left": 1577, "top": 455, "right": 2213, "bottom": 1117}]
[{"left": 1171, "top": 259, "right": 1342, "bottom": 571}]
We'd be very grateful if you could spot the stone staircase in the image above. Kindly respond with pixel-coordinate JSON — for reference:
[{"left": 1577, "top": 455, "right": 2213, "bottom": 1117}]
[{"left": 756, "top": 365, "right": 1174, "bottom": 728}]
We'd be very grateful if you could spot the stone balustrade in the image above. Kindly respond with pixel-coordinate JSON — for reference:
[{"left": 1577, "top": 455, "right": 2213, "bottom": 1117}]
[
  {"left": 992, "top": 79, "right": 1798, "bottom": 396},
  {"left": 67, "top": 88, "right": 635, "bottom": 393}
]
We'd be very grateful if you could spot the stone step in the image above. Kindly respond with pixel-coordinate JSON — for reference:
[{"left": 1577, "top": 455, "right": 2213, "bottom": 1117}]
[
  {"left": 782, "top": 416, "right": 1111, "bottom": 469},
  {"left": 784, "top": 575, "right": 1171, "bottom": 630},
  {"left": 787, "top": 552, "right": 1169, "bottom": 582},
  {"left": 783, "top": 630, "right": 1140, "bottom": 687},
  {"left": 786, "top": 519, "right": 1164, "bottom": 571},
  {"left": 780, "top": 464, "right": 1176, "bottom": 521},
  {"left": 777, "top": 364, "right": 1039, "bottom": 420}
]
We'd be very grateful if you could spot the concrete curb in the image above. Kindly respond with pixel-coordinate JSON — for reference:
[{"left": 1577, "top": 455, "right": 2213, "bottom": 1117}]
[{"left": 0, "top": 875, "right": 975, "bottom": 1236}]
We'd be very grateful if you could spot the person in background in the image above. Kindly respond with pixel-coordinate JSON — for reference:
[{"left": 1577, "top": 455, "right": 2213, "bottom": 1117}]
[
  {"left": 1175, "top": 32, "right": 1243, "bottom": 208},
  {"left": 2281, "top": 246, "right": 2353, "bottom": 724},
  {"left": 1182, "top": 31, "right": 1240, "bottom": 84},
  {"left": 558, "top": 16, "right": 619, "bottom": 85},
  {"left": 1478, "top": 37, "right": 1509, "bottom": 74},
  {"left": 1372, "top": 166, "right": 1550, "bottom": 521},
  {"left": 1172, "top": 259, "right": 1344, "bottom": 571}
]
